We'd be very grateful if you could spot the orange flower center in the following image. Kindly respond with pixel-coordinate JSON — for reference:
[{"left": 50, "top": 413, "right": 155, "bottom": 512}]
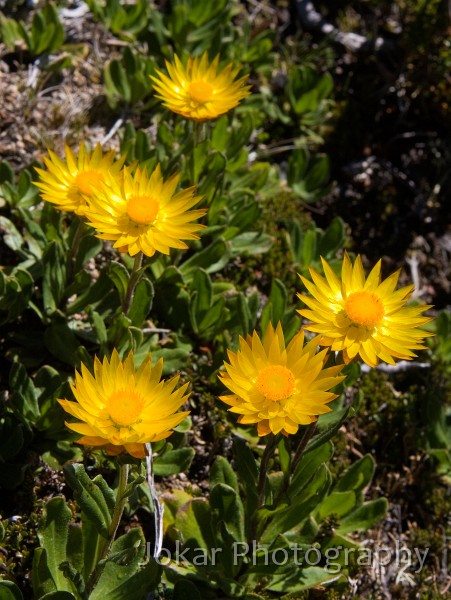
[
  {"left": 126, "top": 195, "right": 160, "bottom": 225},
  {"left": 189, "top": 80, "right": 214, "bottom": 103},
  {"left": 107, "top": 389, "right": 144, "bottom": 427},
  {"left": 344, "top": 291, "right": 384, "bottom": 327},
  {"left": 256, "top": 365, "right": 295, "bottom": 402},
  {"left": 76, "top": 170, "right": 104, "bottom": 195}
]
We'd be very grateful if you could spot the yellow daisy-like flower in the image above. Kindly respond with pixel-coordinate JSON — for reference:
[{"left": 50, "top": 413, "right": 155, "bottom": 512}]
[
  {"left": 297, "top": 253, "right": 434, "bottom": 368},
  {"left": 34, "top": 143, "right": 126, "bottom": 215},
  {"left": 84, "top": 164, "right": 206, "bottom": 257},
  {"left": 150, "top": 53, "right": 251, "bottom": 121},
  {"left": 219, "top": 323, "right": 345, "bottom": 436},
  {"left": 58, "top": 350, "right": 190, "bottom": 459}
]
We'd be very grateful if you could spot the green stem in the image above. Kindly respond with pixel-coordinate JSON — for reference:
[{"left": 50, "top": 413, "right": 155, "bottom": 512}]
[
  {"left": 248, "top": 433, "right": 280, "bottom": 545},
  {"left": 86, "top": 462, "right": 129, "bottom": 595},
  {"left": 122, "top": 252, "right": 143, "bottom": 315}
]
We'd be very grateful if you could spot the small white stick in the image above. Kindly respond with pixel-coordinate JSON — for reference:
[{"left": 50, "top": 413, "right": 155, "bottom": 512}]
[{"left": 145, "top": 442, "right": 164, "bottom": 560}]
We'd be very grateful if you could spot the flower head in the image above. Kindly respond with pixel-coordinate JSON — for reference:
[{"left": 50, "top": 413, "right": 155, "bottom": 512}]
[
  {"left": 219, "top": 323, "right": 345, "bottom": 436},
  {"left": 58, "top": 350, "right": 190, "bottom": 458},
  {"left": 84, "top": 164, "right": 206, "bottom": 257},
  {"left": 151, "top": 53, "right": 250, "bottom": 121},
  {"left": 297, "top": 253, "right": 434, "bottom": 367},
  {"left": 34, "top": 143, "right": 126, "bottom": 215}
]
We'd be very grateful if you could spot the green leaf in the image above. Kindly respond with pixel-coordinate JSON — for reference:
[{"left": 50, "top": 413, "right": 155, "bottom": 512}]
[
  {"left": 198, "top": 297, "right": 227, "bottom": 337},
  {"left": 75, "top": 235, "right": 103, "bottom": 272},
  {"left": 233, "top": 437, "right": 259, "bottom": 518},
  {"left": 153, "top": 447, "right": 195, "bottom": 476},
  {"left": 91, "top": 533, "right": 161, "bottom": 600},
  {"left": 66, "top": 271, "right": 114, "bottom": 316},
  {"left": 229, "top": 201, "right": 261, "bottom": 232},
  {"left": 42, "top": 242, "right": 67, "bottom": 314},
  {"left": 301, "top": 229, "right": 317, "bottom": 267},
  {"left": 305, "top": 407, "right": 351, "bottom": 454},
  {"left": 44, "top": 323, "right": 80, "bottom": 366},
  {"left": 104, "top": 59, "right": 131, "bottom": 103},
  {"left": 318, "top": 217, "right": 345, "bottom": 257},
  {"left": 260, "top": 464, "right": 331, "bottom": 544},
  {"left": 337, "top": 498, "right": 388, "bottom": 534},
  {"left": 58, "top": 561, "right": 85, "bottom": 598},
  {"left": 63, "top": 464, "right": 113, "bottom": 539},
  {"left": 267, "top": 565, "right": 340, "bottom": 593},
  {"left": 128, "top": 276, "right": 154, "bottom": 326},
  {"left": 210, "top": 456, "right": 239, "bottom": 492},
  {"left": 304, "top": 155, "right": 330, "bottom": 193},
  {"left": 108, "top": 261, "right": 130, "bottom": 304},
  {"left": 36, "top": 497, "right": 74, "bottom": 593},
  {"left": 9, "top": 362, "right": 39, "bottom": 421},
  {"left": 179, "top": 239, "right": 230, "bottom": 279},
  {"left": 211, "top": 116, "right": 229, "bottom": 152},
  {"left": 66, "top": 523, "right": 84, "bottom": 580},
  {"left": 210, "top": 483, "right": 245, "bottom": 544},
  {"left": 188, "top": 268, "right": 213, "bottom": 333},
  {"left": 40, "top": 591, "right": 76, "bottom": 599},
  {"left": 99, "top": 528, "right": 143, "bottom": 566},
  {"left": 334, "top": 455, "right": 375, "bottom": 494},
  {"left": 261, "top": 279, "right": 287, "bottom": 331},
  {"left": 172, "top": 498, "right": 215, "bottom": 553},
  {"left": 290, "top": 440, "right": 334, "bottom": 497},
  {"left": 278, "top": 438, "right": 291, "bottom": 477},
  {"left": 87, "top": 308, "right": 108, "bottom": 350},
  {"left": 317, "top": 490, "right": 357, "bottom": 520},
  {"left": 80, "top": 515, "right": 103, "bottom": 584},
  {"left": 0, "top": 581, "right": 24, "bottom": 600},
  {"left": 32, "top": 548, "right": 56, "bottom": 597},
  {"left": 0, "top": 216, "right": 23, "bottom": 251},
  {"left": 230, "top": 231, "right": 273, "bottom": 256}
]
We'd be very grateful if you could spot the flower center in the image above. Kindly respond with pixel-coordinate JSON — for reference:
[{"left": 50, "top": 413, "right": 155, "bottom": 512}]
[
  {"left": 107, "top": 389, "right": 144, "bottom": 427},
  {"left": 344, "top": 291, "right": 385, "bottom": 327},
  {"left": 126, "top": 195, "right": 160, "bottom": 225},
  {"left": 189, "top": 80, "right": 214, "bottom": 103},
  {"left": 76, "top": 170, "right": 105, "bottom": 196},
  {"left": 256, "top": 365, "right": 295, "bottom": 402}
]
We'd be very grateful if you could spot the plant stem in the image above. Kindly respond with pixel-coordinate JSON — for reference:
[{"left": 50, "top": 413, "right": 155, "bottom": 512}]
[
  {"left": 145, "top": 442, "right": 164, "bottom": 559},
  {"left": 86, "top": 462, "right": 129, "bottom": 595},
  {"left": 122, "top": 252, "right": 143, "bottom": 315},
  {"left": 248, "top": 433, "right": 279, "bottom": 545},
  {"left": 256, "top": 434, "right": 279, "bottom": 507}
]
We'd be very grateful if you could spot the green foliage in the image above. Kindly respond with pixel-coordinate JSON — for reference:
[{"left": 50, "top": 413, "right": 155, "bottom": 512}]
[
  {"left": 104, "top": 47, "right": 156, "bottom": 110},
  {"left": 86, "top": 0, "right": 150, "bottom": 40},
  {"left": 31, "top": 469, "right": 160, "bottom": 600},
  {"left": 0, "top": 3, "right": 64, "bottom": 56}
]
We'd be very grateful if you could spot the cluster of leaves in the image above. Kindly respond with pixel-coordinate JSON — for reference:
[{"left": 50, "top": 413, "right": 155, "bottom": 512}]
[{"left": 0, "top": 3, "right": 64, "bottom": 57}]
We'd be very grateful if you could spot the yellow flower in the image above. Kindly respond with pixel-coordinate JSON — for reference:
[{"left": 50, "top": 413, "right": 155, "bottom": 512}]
[
  {"left": 219, "top": 323, "right": 345, "bottom": 436},
  {"left": 297, "top": 253, "right": 434, "bottom": 368},
  {"left": 58, "top": 350, "right": 190, "bottom": 459},
  {"left": 84, "top": 164, "right": 206, "bottom": 257},
  {"left": 34, "top": 143, "right": 126, "bottom": 215},
  {"left": 151, "top": 53, "right": 251, "bottom": 121}
]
